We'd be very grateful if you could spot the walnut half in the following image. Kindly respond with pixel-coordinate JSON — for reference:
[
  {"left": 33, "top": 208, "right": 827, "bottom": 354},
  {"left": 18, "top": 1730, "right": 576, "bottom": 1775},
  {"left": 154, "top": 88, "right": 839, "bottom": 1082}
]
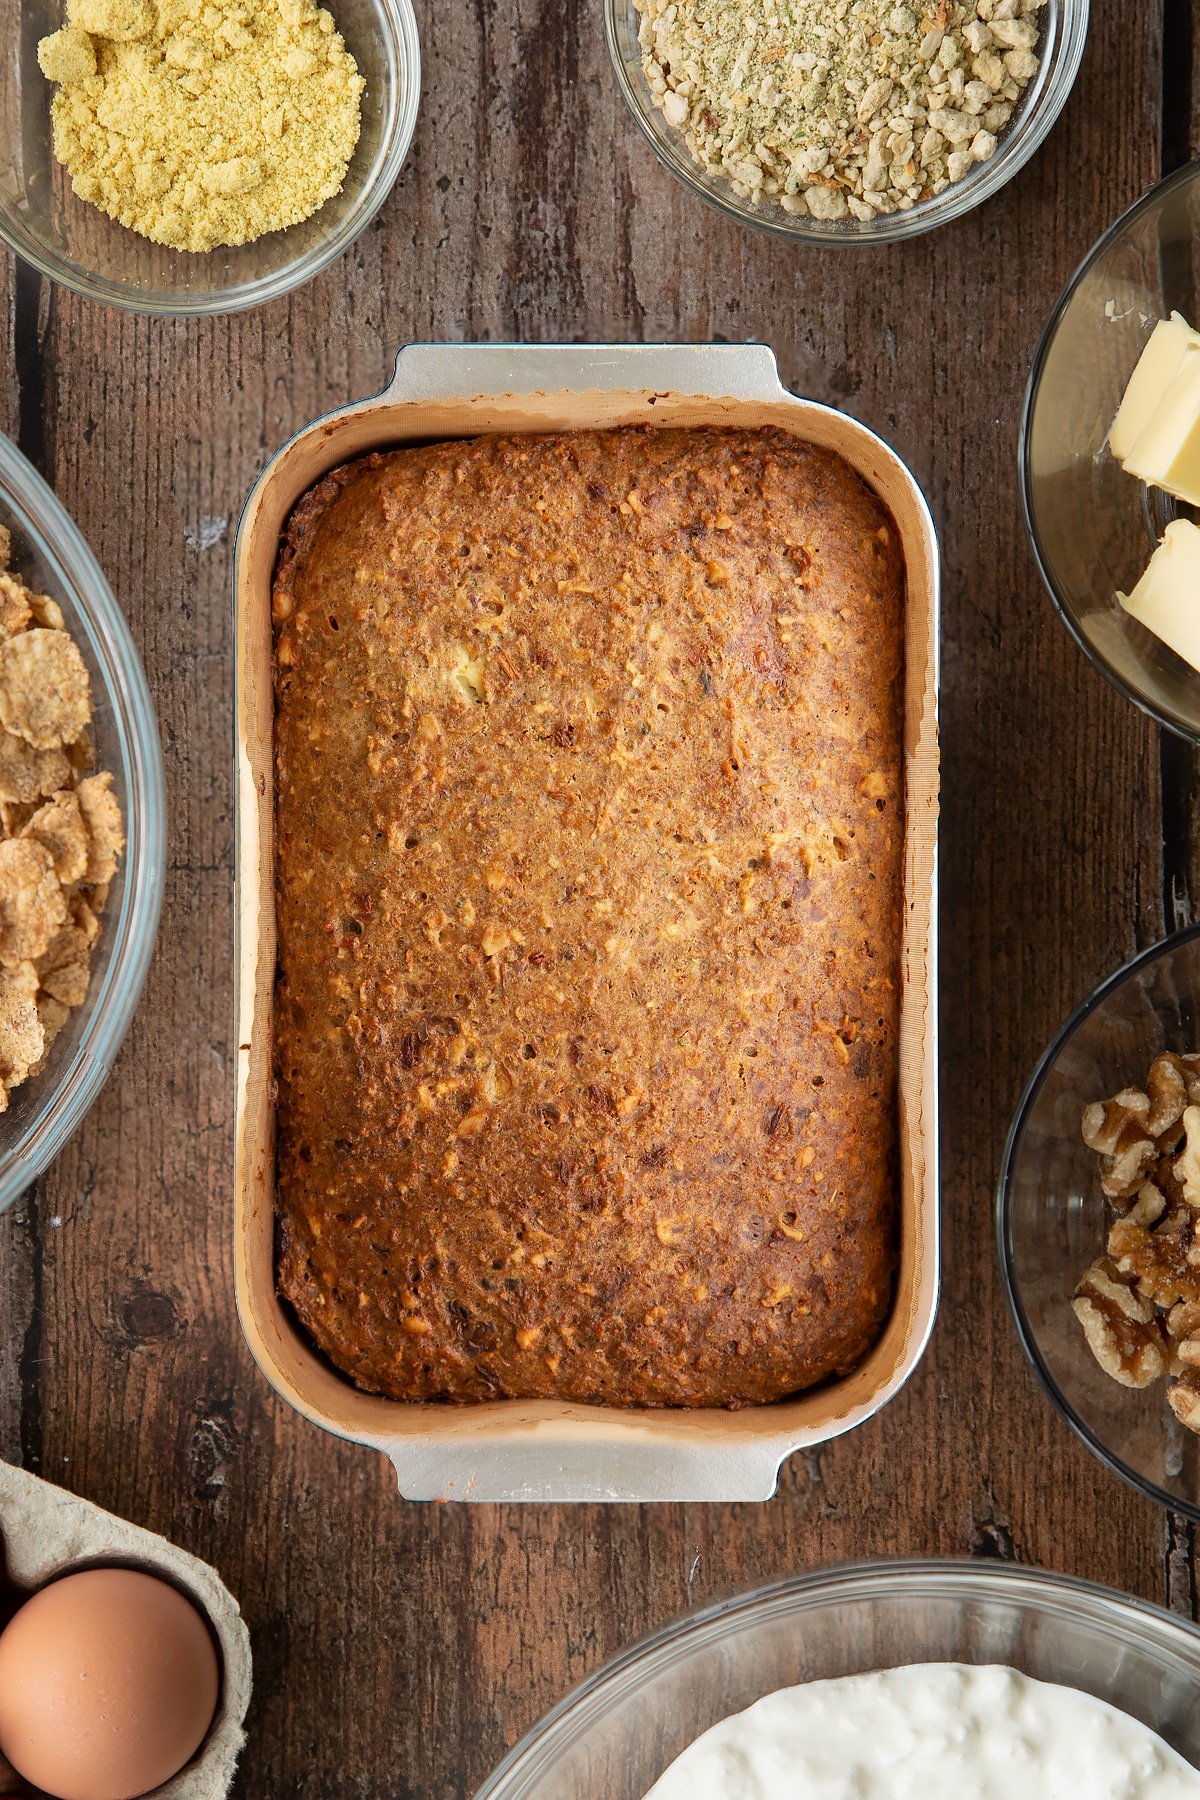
[
  {"left": 1081, "top": 1054, "right": 1200, "bottom": 1205},
  {"left": 1107, "top": 1206, "right": 1200, "bottom": 1313},
  {"left": 1072, "top": 1260, "right": 1169, "bottom": 1389},
  {"left": 1082, "top": 1088, "right": 1156, "bottom": 1201},
  {"left": 1175, "top": 1104, "right": 1200, "bottom": 1210},
  {"left": 1169, "top": 1374, "right": 1200, "bottom": 1433}
]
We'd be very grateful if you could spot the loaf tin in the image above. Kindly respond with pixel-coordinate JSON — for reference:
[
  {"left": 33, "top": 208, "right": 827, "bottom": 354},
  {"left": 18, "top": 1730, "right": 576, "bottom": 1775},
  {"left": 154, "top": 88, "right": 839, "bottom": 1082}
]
[
  {"left": 0, "top": 1461, "right": 251, "bottom": 1799},
  {"left": 233, "top": 343, "right": 940, "bottom": 1503}
]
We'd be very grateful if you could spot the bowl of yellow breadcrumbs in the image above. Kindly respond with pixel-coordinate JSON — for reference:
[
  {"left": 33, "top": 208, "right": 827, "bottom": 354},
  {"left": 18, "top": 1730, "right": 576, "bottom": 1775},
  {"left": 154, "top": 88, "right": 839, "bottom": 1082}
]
[{"left": 0, "top": 0, "right": 420, "bottom": 313}]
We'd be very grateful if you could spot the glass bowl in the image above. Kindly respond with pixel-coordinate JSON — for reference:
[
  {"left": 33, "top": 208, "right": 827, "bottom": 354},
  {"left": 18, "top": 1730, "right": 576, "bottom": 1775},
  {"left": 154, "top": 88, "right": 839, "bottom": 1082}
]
[
  {"left": 1022, "top": 160, "right": 1200, "bottom": 739},
  {"left": 475, "top": 1559, "right": 1200, "bottom": 1799},
  {"left": 999, "top": 927, "right": 1200, "bottom": 1521},
  {"left": 603, "top": 0, "right": 1088, "bottom": 245},
  {"left": 0, "top": 0, "right": 420, "bottom": 315},
  {"left": 0, "top": 435, "right": 164, "bottom": 1216}
]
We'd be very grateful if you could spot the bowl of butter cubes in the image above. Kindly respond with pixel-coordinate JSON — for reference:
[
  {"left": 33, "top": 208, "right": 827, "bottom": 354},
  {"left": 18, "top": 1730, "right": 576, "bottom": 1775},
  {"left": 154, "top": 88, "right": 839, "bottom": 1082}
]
[{"left": 1022, "top": 157, "right": 1200, "bottom": 739}]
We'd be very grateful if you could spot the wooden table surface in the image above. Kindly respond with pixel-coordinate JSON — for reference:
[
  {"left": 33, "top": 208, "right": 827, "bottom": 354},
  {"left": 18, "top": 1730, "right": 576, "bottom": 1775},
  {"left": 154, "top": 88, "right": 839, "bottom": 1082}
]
[{"left": 2, "top": 1, "right": 1198, "bottom": 1793}]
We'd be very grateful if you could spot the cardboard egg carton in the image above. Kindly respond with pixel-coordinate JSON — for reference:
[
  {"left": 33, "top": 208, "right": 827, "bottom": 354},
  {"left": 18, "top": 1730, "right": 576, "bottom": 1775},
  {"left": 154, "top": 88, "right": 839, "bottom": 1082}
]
[{"left": 0, "top": 1461, "right": 251, "bottom": 1799}]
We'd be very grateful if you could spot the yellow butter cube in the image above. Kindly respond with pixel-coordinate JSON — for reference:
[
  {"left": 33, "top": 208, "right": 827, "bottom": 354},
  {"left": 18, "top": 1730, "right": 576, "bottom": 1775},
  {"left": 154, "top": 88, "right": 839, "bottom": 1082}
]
[
  {"left": 1119, "top": 520, "right": 1200, "bottom": 672},
  {"left": 1123, "top": 345, "right": 1200, "bottom": 507},
  {"left": 1111, "top": 313, "right": 1200, "bottom": 461}
]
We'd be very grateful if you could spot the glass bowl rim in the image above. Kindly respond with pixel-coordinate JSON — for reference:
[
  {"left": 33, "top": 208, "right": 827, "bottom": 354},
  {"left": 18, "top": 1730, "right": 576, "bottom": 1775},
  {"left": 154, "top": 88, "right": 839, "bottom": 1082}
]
[
  {"left": 473, "top": 1554, "right": 1200, "bottom": 1800},
  {"left": 996, "top": 920, "right": 1200, "bottom": 1523},
  {"left": 0, "top": 0, "right": 421, "bottom": 317},
  {"left": 0, "top": 431, "right": 166, "bottom": 1213},
  {"left": 1019, "top": 156, "right": 1200, "bottom": 744},
  {"left": 602, "top": 0, "right": 1091, "bottom": 247}
]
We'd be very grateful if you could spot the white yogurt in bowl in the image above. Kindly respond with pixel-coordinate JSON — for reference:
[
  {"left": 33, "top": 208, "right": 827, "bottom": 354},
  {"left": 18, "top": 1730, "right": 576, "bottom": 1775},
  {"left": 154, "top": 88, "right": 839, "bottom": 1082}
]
[{"left": 645, "top": 1663, "right": 1200, "bottom": 1798}]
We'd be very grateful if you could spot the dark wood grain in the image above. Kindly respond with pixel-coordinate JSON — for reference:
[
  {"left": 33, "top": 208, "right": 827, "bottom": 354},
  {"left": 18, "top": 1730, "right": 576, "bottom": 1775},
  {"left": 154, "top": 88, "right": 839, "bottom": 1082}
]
[{"left": 0, "top": 0, "right": 1195, "bottom": 1793}]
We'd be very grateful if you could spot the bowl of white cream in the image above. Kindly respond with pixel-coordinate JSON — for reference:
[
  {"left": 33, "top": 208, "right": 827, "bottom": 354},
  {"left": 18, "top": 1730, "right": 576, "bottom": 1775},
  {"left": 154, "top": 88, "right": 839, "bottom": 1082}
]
[{"left": 473, "top": 1561, "right": 1200, "bottom": 1800}]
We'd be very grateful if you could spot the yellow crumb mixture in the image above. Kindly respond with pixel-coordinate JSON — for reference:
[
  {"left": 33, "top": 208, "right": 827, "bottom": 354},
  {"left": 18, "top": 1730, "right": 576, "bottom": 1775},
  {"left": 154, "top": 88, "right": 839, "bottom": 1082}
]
[{"left": 37, "top": 0, "right": 365, "bottom": 253}]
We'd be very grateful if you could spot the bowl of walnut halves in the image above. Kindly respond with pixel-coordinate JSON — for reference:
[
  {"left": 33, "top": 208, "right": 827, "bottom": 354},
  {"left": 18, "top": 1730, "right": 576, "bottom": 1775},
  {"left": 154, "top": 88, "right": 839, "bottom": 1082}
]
[{"left": 999, "top": 925, "right": 1200, "bottom": 1518}]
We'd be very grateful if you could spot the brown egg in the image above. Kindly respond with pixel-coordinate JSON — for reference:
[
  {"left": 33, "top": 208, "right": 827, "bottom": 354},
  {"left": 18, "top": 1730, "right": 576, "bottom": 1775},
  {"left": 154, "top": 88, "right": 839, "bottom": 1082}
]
[{"left": 0, "top": 1566, "right": 219, "bottom": 1800}]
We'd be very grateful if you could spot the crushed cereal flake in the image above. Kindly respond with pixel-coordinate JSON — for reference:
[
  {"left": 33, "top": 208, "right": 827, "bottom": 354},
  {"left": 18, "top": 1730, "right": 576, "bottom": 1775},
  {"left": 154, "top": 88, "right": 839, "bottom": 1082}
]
[
  {"left": 38, "top": 0, "right": 366, "bottom": 253},
  {"left": 71, "top": 892, "right": 102, "bottom": 948},
  {"left": 24, "top": 791, "right": 90, "bottom": 885},
  {"left": 76, "top": 772, "right": 125, "bottom": 884},
  {"left": 0, "top": 733, "right": 71, "bottom": 806},
  {"left": 6, "top": 961, "right": 40, "bottom": 1004},
  {"left": 0, "top": 629, "right": 91, "bottom": 749},
  {"left": 37, "top": 925, "right": 94, "bottom": 1009},
  {"left": 29, "top": 592, "right": 66, "bottom": 632},
  {"left": 0, "top": 977, "right": 46, "bottom": 1100},
  {"left": 0, "top": 576, "right": 33, "bottom": 640},
  {"left": 0, "top": 840, "right": 68, "bottom": 965},
  {"left": 633, "top": 0, "right": 1044, "bottom": 220},
  {"left": 33, "top": 996, "right": 72, "bottom": 1072}
]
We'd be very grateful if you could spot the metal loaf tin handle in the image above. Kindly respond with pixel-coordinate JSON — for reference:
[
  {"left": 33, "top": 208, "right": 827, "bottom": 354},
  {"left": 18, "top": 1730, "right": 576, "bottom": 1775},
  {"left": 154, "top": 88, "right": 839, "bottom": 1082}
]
[
  {"left": 372, "top": 1422, "right": 801, "bottom": 1505},
  {"left": 381, "top": 340, "right": 790, "bottom": 406}
]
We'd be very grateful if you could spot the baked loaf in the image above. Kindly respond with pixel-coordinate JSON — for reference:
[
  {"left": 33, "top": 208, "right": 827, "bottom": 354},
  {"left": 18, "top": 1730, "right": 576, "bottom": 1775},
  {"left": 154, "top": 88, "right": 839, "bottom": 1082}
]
[{"left": 273, "top": 426, "right": 904, "bottom": 1407}]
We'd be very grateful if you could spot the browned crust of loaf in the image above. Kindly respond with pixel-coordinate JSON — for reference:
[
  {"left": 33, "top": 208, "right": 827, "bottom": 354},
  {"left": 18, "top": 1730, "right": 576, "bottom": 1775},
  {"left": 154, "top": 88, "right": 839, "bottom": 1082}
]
[{"left": 272, "top": 425, "right": 904, "bottom": 1407}]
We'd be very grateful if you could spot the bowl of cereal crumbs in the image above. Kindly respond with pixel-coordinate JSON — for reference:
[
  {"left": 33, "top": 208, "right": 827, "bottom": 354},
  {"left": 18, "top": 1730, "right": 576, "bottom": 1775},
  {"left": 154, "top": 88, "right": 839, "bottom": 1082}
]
[
  {"left": 605, "top": 0, "right": 1089, "bottom": 241},
  {"left": 0, "top": 434, "right": 164, "bottom": 1215},
  {"left": 999, "top": 925, "right": 1200, "bottom": 1523},
  {"left": 0, "top": 0, "right": 420, "bottom": 314}
]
